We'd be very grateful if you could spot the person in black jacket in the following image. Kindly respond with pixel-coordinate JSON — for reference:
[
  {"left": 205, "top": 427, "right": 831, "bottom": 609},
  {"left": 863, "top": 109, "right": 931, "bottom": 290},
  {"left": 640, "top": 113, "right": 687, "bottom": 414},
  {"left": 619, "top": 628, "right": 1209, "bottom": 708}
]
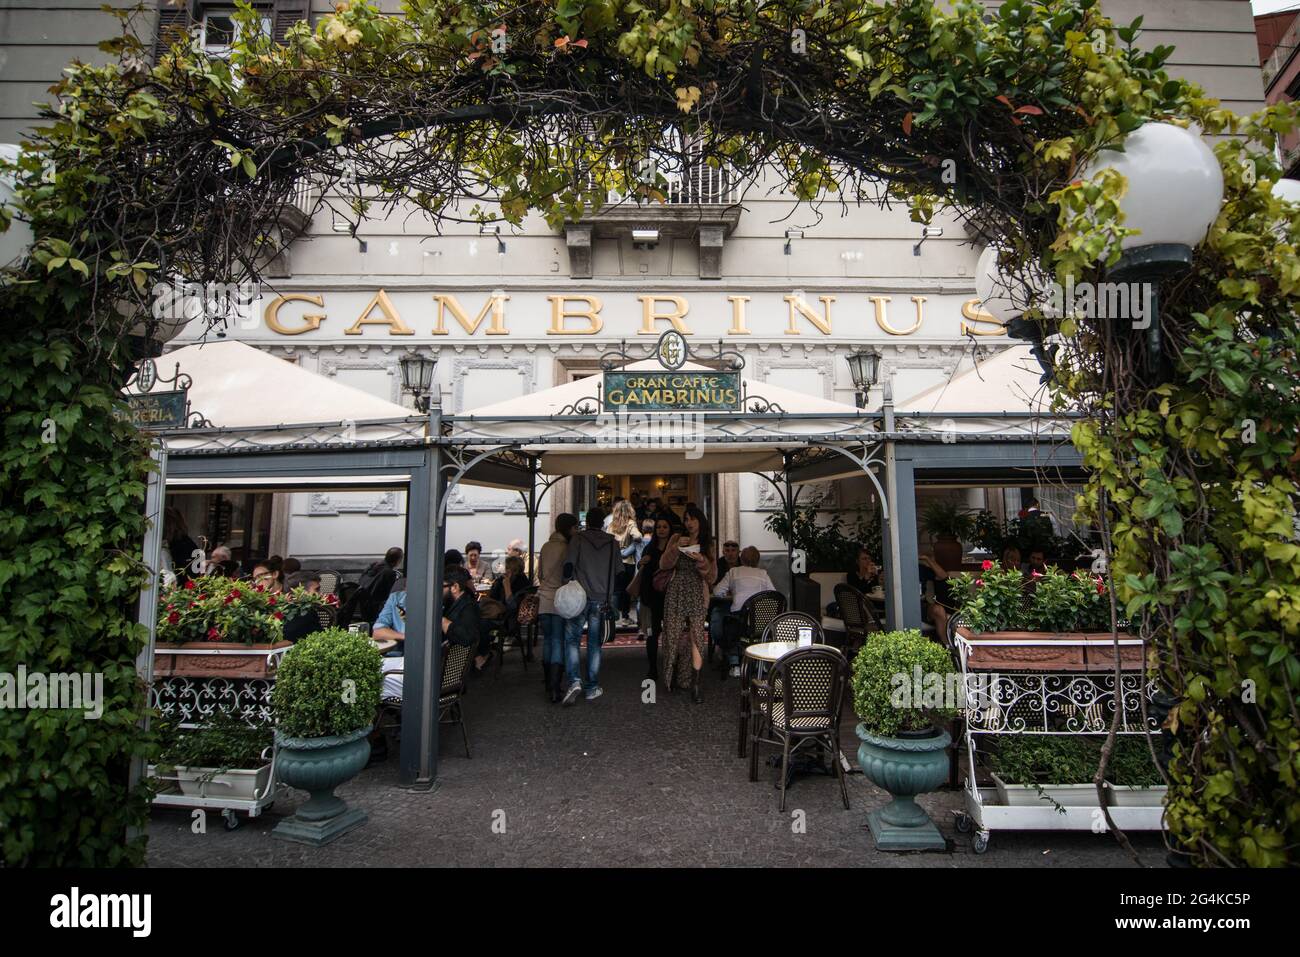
[
  {"left": 442, "top": 566, "right": 482, "bottom": 653},
  {"left": 638, "top": 515, "right": 675, "bottom": 680}
]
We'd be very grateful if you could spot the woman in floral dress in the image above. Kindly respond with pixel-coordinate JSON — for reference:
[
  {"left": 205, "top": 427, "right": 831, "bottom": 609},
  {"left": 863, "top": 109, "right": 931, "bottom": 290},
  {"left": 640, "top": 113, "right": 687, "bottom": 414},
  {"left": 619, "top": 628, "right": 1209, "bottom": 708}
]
[{"left": 657, "top": 505, "right": 716, "bottom": 703}]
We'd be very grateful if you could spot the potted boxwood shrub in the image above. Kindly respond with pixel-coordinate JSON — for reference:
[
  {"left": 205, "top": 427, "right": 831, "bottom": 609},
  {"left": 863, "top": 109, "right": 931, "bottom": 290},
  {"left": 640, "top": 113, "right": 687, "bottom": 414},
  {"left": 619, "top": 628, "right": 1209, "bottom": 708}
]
[
  {"left": 153, "top": 710, "right": 274, "bottom": 801},
  {"left": 270, "top": 628, "right": 382, "bottom": 846},
  {"left": 852, "top": 629, "right": 960, "bottom": 850},
  {"left": 920, "top": 500, "right": 972, "bottom": 571}
]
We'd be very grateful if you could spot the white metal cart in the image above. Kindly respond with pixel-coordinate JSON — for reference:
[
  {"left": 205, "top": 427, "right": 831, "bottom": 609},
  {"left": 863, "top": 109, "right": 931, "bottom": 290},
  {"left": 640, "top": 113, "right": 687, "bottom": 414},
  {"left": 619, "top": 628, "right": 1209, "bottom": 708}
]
[
  {"left": 952, "top": 633, "right": 1166, "bottom": 853},
  {"left": 148, "top": 645, "right": 291, "bottom": 830}
]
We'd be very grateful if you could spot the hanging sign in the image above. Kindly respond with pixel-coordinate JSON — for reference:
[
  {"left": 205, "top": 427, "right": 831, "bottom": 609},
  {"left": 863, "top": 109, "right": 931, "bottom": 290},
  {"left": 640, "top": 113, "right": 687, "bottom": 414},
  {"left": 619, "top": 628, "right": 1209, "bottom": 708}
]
[
  {"left": 124, "top": 389, "right": 189, "bottom": 429},
  {"left": 602, "top": 371, "right": 740, "bottom": 412}
]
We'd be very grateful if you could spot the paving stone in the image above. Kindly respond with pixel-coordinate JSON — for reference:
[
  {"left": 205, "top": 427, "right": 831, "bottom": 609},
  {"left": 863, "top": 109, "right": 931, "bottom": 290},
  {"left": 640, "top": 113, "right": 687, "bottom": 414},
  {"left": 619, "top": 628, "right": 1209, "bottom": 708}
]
[{"left": 146, "top": 646, "right": 1166, "bottom": 867}]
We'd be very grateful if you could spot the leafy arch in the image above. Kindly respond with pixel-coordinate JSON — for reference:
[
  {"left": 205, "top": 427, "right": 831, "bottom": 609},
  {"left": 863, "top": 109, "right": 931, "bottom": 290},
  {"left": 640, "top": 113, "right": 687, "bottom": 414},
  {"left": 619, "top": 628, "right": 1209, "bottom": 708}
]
[{"left": 1, "top": 0, "right": 1297, "bottom": 867}]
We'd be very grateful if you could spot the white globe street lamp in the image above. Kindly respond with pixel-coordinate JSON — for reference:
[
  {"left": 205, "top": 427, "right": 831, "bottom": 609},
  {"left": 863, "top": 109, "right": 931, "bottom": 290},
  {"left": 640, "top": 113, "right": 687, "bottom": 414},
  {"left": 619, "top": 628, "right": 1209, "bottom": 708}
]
[{"left": 1080, "top": 122, "right": 1226, "bottom": 378}]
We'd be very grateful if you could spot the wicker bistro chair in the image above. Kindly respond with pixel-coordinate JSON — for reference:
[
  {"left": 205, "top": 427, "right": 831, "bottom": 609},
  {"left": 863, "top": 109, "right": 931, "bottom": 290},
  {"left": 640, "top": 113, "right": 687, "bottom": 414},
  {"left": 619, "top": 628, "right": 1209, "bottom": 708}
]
[
  {"left": 748, "top": 645, "right": 851, "bottom": 811},
  {"left": 832, "top": 583, "right": 881, "bottom": 653},
  {"left": 375, "top": 642, "right": 476, "bottom": 758},
  {"left": 317, "top": 570, "right": 340, "bottom": 598},
  {"left": 315, "top": 605, "right": 336, "bottom": 631},
  {"left": 735, "top": 590, "right": 789, "bottom": 757},
  {"left": 741, "top": 612, "right": 827, "bottom": 759}
]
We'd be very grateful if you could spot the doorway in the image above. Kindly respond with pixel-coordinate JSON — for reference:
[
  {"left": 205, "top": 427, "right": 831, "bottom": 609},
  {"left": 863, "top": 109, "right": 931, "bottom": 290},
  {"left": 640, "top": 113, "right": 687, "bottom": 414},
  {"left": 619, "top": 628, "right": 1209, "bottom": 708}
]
[{"left": 576, "top": 472, "right": 716, "bottom": 528}]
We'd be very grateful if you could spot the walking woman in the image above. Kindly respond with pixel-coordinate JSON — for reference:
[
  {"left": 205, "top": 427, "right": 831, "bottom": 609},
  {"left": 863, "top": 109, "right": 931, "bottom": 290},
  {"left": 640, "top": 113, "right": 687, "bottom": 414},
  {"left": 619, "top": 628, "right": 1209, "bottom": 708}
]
[
  {"left": 657, "top": 504, "right": 715, "bottom": 702},
  {"left": 638, "top": 516, "right": 674, "bottom": 680},
  {"left": 608, "top": 499, "right": 640, "bottom": 627}
]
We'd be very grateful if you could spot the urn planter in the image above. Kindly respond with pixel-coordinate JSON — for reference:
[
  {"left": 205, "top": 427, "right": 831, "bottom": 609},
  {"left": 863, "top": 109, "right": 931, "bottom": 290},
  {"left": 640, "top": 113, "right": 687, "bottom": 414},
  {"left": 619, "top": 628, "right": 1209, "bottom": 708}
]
[
  {"left": 272, "top": 726, "right": 371, "bottom": 847},
  {"left": 856, "top": 723, "right": 951, "bottom": 851}
]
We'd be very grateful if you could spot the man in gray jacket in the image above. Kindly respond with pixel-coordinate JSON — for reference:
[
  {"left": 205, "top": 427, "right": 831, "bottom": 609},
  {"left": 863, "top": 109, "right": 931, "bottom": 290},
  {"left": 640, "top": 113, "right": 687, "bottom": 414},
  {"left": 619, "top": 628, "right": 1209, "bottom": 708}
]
[{"left": 561, "top": 507, "right": 618, "bottom": 705}]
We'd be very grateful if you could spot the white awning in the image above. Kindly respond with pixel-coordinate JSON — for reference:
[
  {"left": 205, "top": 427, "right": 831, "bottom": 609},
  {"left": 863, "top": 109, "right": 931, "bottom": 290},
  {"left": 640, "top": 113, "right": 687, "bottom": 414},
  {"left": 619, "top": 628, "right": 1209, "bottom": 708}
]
[{"left": 145, "top": 341, "right": 424, "bottom": 451}]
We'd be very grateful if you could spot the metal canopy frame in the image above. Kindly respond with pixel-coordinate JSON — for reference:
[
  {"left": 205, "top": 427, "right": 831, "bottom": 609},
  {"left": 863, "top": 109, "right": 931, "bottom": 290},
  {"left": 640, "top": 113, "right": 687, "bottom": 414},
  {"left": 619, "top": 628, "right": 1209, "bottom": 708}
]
[{"left": 147, "top": 398, "right": 1080, "bottom": 789}]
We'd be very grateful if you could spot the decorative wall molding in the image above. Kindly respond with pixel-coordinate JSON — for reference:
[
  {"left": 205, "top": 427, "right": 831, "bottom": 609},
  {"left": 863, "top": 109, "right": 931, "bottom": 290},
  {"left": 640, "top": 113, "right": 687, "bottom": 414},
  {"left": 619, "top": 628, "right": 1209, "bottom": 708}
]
[
  {"left": 751, "top": 353, "right": 837, "bottom": 399},
  {"left": 308, "top": 491, "right": 402, "bottom": 516},
  {"left": 318, "top": 355, "right": 402, "bottom": 402},
  {"left": 753, "top": 478, "right": 839, "bottom": 510},
  {"left": 450, "top": 356, "right": 536, "bottom": 412}
]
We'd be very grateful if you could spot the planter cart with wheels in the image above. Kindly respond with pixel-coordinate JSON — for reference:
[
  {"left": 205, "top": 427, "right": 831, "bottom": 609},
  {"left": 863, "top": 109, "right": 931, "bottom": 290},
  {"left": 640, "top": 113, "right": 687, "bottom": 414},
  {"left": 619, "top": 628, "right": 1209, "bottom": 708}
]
[
  {"left": 952, "top": 631, "right": 1166, "bottom": 854},
  {"left": 147, "top": 644, "right": 292, "bottom": 829}
]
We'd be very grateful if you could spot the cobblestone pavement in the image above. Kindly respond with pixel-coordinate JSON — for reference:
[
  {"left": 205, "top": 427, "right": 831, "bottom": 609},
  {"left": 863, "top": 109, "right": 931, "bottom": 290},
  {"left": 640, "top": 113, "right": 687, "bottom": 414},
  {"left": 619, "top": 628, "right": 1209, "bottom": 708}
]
[{"left": 147, "top": 646, "right": 1168, "bottom": 867}]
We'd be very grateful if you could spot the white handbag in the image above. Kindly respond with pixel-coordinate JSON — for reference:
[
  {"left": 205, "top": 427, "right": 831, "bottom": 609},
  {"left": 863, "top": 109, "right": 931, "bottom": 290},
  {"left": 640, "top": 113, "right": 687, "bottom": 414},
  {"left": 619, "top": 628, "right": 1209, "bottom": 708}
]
[{"left": 554, "top": 580, "right": 587, "bottom": 620}]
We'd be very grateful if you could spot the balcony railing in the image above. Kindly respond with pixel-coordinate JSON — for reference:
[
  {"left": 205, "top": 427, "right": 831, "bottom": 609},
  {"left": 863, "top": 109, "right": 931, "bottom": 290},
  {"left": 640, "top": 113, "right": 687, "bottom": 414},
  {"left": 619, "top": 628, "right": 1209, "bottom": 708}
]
[{"left": 1263, "top": 20, "right": 1300, "bottom": 90}]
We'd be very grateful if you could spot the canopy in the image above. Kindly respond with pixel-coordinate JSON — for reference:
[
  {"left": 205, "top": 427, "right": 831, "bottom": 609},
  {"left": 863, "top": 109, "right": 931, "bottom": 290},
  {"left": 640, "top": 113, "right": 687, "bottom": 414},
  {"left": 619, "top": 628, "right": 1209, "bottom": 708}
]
[
  {"left": 453, "top": 358, "right": 872, "bottom": 480},
  {"left": 146, "top": 341, "right": 424, "bottom": 450},
  {"left": 893, "top": 346, "right": 1063, "bottom": 436}
]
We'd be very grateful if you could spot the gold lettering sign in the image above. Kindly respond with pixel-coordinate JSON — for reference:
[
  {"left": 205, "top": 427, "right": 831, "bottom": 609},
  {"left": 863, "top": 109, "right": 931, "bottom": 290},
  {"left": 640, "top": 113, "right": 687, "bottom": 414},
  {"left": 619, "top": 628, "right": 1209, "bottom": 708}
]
[
  {"left": 871, "top": 295, "right": 925, "bottom": 336},
  {"left": 264, "top": 293, "right": 326, "bottom": 335},
  {"left": 638, "top": 295, "right": 692, "bottom": 335},
  {"left": 344, "top": 289, "right": 414, "bottom": 336},
  {"left": 548, "top": 295, "right": 603, "bottom": 335},
  {"left": 784, "top": 295, "right": 835, "bottom": 335},
  {"left": 432, "top": 293, "right": 509, "bottom": 335},
  {"left": 727, "top": 295, "right": 751, "bottom": 335},
  {"left": 960, "top": 298, "right": 1007, "bottom": 336}
]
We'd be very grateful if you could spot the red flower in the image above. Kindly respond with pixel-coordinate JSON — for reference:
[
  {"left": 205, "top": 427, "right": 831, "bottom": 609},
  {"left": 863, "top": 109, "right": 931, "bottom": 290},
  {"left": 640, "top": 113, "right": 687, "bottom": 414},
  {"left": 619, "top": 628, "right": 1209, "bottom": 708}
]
[
  {"left": 1096, "top": 582, "right": 1106, "bottom": 595},
  {"left": 981, "top": 559, "right": 994, "bottom": 572},
  {"left": 267, "top": 596, "right": 277, "bottom": 607},
  {"left": 166, "top": 612, "right": 179, "bottom": 625},
  {"left": 273, "top": 611, "right": 284, "bottom": 621},
  {"left": 254, "top": 584, "right": 265, "bottom": 593},
  {"left": 183, "top": 580, "right": 196, "bottom": 590},
  {"left": 230, "top": 589, "right": 242, "bottom": 600},
  {"left": 223, "top": 595, "right": 234, "bottom": 605},
  {"left": 165, "top": 604, "right": 174, "bottom": 611},
  {"left": 197, "top": 594, "right": 207, "bottom": 601},
  {"left": 1031, "top": 569, "right": 1043, "bottom": 579},
  {"left": 326, "top": 593, "right": 339, "bottom": 605},
  {"left": 188, "top": 601, "right": 197, "bottom": 609},
  {"left": 975, "top": 578, "right": 985, "bottom": 587},
  {"left": 206, "top": 627, "right": 221, "bottom": 641}
]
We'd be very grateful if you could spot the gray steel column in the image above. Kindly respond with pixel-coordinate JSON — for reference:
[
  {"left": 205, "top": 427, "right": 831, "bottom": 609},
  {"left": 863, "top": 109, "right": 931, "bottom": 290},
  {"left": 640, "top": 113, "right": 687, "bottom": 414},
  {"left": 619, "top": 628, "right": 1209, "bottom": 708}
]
[
  {"left": 527, "top": 457, "right": 538, "bottom": 584},
  {"left": 782, "top": 453, "right": 796, "bottom": 598},
  {"left": 889, "top": 450, "right": 922, "bottom": 631},
  {"left": 400, "top": 403, "right": 444, "bottom": 789},
  {"left": 126, "top": 442, "right": 166, "bottom": 843}
]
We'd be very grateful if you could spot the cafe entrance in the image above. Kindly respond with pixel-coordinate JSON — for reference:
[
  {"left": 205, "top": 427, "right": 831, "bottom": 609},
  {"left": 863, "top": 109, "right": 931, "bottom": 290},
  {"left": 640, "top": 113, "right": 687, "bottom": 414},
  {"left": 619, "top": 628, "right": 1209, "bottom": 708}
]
[{"left": 576, "top": 472, "right": 716, "bottom": 524}]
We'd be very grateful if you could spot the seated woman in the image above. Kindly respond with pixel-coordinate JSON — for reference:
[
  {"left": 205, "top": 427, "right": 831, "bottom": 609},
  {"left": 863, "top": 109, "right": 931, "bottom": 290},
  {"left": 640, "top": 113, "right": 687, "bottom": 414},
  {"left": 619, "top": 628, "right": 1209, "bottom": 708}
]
[
  {"left": 846, "top": 547, "right": 881, "bottom": 594},
  {"left": 712, "top": 546, "right": 774, "bottom": 677},
  {"left": 919, "top": 553, "right": 955, "bottom": 640},
  {"left": 380, "top": 567, "right": 480, "bottom": 700}
]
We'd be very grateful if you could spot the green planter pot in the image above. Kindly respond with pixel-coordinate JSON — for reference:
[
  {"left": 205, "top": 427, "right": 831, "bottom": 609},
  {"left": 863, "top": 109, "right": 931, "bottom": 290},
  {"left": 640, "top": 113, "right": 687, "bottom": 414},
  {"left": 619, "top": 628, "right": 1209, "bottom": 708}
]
[
  {"left": 856, "top": 723, "right": 951, "bottom": 851},
  {"left": 272, "top": 726, "right": 372, "bottom": 847}
]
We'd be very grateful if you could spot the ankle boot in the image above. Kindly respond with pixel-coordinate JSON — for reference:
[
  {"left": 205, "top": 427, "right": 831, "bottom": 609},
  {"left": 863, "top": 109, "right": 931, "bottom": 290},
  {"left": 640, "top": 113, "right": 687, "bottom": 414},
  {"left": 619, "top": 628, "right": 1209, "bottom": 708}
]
[
  {"left": 543, "top": 662, "right": 555, "bottom": 699},
  {"left": 692, "top": 668, "right": 703, "bottom": 704},
  {"left": 549, "top": 664, "right": 564, "bottom": 703}
]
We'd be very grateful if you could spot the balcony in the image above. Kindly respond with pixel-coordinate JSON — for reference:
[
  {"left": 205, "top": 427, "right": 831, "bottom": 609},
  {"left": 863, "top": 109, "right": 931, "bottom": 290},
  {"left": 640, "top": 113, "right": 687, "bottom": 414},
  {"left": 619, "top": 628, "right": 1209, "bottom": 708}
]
[{"left": 563, "top": 156, "right": 743, "bottom": 280}]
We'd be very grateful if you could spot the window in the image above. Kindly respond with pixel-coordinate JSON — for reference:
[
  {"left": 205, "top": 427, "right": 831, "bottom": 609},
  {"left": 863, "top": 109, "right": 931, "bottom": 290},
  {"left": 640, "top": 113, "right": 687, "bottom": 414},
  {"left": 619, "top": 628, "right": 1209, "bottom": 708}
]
[{"left": 201, "top": 8, "right": 270, "bottom": 57}]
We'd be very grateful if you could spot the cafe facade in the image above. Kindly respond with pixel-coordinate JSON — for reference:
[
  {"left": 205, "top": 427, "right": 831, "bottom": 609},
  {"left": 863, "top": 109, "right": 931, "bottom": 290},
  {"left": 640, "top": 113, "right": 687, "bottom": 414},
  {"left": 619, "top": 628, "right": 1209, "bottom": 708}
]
[{"left": 164, "top": 186, "right": 1060, "bottom": 573}]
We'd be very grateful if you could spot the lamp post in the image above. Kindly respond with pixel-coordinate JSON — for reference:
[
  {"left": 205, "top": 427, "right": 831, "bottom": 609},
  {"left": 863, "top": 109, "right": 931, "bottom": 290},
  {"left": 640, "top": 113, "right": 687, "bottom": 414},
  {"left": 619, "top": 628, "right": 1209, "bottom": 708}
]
[
  {"left": 845, "top": 346, "right": 882, "bottom": 408},
  {"left": 1080, "top": 122, "right": 1224, "bottom": 379},
  {"left": 399, "top": 354, "right": 438, "bottom": 413}
]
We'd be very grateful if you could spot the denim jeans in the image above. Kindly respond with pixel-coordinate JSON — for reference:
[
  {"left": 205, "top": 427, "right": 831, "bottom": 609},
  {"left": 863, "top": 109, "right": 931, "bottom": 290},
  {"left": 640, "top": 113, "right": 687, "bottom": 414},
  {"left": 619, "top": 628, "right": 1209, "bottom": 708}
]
[
  {"left": 708, "top": 598, "right": 730, "bottom": 662},
  {"left": 564, "top": 600, "right": 607, "bottom": 690},
  {"left": 540, "top": 613, "right": 566, "bottom": 666}
]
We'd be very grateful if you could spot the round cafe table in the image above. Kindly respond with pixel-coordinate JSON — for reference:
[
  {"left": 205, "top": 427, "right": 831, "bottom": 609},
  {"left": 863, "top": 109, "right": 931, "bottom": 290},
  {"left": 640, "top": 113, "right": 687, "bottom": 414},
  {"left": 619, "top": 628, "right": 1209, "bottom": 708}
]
[
  {"left": 744, "top": 640, "right": 839, "bottom": 662},
  {"left": 371, "top": 638, "right": 397, "bottom": 654}
]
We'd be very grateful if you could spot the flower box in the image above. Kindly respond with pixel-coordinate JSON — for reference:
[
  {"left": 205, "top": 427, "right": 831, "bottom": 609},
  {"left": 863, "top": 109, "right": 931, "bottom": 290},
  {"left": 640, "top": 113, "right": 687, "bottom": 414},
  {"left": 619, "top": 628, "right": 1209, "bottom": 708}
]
[
  {"left": 173, "top": 763, "right": 273, "bottom": 801},
  {"left": 153, "top": 641, "right": 292, "bottom": 679},
  {"left": 1104, "top": 782, "right": 1167, "bottom": 808},
  {"left": 990, "top": 773, "right": 1100, "bottom": 808},
  {"left": 955, "top": 626, "right": 1143, "bottom": 672}
]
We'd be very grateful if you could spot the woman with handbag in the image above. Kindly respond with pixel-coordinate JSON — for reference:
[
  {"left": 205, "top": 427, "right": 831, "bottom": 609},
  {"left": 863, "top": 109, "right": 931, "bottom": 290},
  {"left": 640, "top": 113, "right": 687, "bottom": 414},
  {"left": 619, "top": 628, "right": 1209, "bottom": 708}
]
[
  {"left": 658, "top": 505, "right": 716, "bottom": 702},
  {"left": 637, "top": 517, "right": 674, "bottom": 680}
]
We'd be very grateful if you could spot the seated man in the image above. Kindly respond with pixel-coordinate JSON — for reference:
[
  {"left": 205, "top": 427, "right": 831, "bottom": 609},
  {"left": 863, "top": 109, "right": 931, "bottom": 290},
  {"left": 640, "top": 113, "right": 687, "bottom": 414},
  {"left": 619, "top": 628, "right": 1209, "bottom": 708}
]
[
  {"left": 712, "top": 546, "right": 774, "bottom": 677},
  {"left": 379, "top": 567, "right": 481, "bottom": 701}
]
